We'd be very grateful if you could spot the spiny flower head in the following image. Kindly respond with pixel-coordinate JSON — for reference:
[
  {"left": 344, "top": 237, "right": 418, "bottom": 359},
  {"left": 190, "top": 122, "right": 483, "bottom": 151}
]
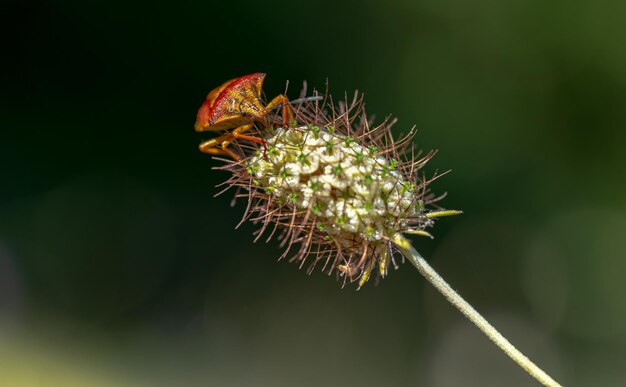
[{"left": 214, "top": 92, "right": 456, "bottom": 287}]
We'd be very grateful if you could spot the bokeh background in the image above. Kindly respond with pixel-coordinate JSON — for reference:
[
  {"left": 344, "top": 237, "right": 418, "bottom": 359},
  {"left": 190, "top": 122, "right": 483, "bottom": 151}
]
[{"left": 2, "top": 0, "right": 626, "bottom": 386}]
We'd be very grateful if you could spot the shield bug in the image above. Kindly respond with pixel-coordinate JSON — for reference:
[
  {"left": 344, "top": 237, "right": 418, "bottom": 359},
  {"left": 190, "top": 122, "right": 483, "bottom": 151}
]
[{"left": 194, "top": 73, "right": 295, "bottom": 161}]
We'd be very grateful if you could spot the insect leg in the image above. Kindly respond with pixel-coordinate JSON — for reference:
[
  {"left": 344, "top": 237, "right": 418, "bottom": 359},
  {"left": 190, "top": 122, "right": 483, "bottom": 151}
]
[
  {"left": 233, "top": 124, "right": 269, "bottom": 157},
  {"left": 199, "top": 133, "right": 241, "bottom": 161},
  {"left": 265, "top": 95, "right": 295, "bottom": 128}
]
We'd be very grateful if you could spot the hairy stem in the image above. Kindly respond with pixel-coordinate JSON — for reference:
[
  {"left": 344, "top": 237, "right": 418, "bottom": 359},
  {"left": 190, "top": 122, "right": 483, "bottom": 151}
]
[{"left": 392, "top": 234, "right": 562, "bottom": 387}]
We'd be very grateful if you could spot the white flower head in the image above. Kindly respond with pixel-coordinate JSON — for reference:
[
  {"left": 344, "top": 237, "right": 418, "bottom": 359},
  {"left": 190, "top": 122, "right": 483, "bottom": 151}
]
[{"left": 217, "top": 92, "right": 451, "bottom": 287}]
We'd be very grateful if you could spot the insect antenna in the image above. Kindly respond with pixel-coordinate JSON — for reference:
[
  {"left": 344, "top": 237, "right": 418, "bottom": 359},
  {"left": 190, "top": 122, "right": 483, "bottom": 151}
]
[{"left": 267, "top": 95, "right": 324, "bottom": 112}]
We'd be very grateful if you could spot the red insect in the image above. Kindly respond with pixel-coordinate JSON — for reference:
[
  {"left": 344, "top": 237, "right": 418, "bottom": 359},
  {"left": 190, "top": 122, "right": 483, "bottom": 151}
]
[{"left": 195, "top": 73, "right": 294, "bottom": 161}]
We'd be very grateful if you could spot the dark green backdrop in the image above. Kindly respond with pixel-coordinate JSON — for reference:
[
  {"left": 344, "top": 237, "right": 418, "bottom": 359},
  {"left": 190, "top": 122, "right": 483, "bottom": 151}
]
[{"left": 2, "top": 0, "right": 626, "bottom": 385}]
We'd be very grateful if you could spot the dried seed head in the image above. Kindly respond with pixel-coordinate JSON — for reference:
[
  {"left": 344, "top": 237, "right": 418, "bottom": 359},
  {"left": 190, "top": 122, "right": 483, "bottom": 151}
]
[{"left": 214, "top": 92, "right": 454, "bottom": 287}]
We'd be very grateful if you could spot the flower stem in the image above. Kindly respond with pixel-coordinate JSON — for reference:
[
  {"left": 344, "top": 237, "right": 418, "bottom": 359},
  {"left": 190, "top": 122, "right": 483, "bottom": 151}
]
[{"left": 392, "top": 234, "right": 562, "bottom": 387}]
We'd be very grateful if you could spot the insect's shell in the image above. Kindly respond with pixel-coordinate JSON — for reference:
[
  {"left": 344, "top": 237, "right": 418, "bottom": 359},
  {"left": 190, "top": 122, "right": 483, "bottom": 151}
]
[{"left": 195, "top": 72, "right": 266, "bottom": 132}]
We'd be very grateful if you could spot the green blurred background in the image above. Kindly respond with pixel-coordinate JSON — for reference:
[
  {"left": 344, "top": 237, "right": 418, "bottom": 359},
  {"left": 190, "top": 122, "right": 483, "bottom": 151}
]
[{"left": 2, "top": 0, "right": 626, "bottom": 385}]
